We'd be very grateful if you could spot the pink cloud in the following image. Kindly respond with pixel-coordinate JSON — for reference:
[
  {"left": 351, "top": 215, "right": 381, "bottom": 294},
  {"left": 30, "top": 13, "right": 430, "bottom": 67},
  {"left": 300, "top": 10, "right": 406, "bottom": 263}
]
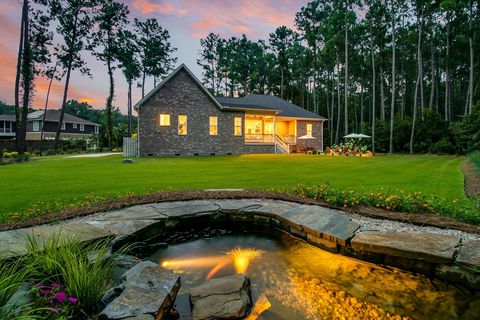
[{"left": 131, "top": 0, "right": 186, "bottom": 16}]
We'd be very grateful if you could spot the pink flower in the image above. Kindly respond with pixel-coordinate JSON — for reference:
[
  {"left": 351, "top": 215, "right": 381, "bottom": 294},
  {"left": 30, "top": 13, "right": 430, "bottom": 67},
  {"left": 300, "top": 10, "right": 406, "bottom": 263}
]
[
  {"left": 49, "top": 308, "right": 59, "bottom": 313},
  {"left": 53, "top": 291, "right": 67, "bottom": 303},
  {"left": 40, "top": 289, "right": 51, "bottom": 296},
  {"left": 68, "top": 297, "right": 78, "bottom": 304},
  {"left": 51, "top": 283, "right": 62, "bottom": 290}
]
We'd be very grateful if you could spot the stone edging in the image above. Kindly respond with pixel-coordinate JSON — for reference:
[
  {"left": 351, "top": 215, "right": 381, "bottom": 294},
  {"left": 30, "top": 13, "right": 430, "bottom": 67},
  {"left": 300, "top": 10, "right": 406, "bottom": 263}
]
[{"left": 1, "top": 199, "right": 479, "bottom": 292}]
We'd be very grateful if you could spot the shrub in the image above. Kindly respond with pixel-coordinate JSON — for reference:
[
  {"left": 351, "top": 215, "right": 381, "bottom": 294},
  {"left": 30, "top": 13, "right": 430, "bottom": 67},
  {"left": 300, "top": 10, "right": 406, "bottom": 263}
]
[
  {"left": 470, "top": 151, "right": 480, "bottom": 172},
  {"left": 3, "top": 152, "right": 19, "bottom": 159}
]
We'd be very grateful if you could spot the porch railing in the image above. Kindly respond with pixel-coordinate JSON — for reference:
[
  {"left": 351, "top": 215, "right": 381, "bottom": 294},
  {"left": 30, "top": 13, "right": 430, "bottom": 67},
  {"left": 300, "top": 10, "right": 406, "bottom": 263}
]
[{"left": 245, "top": 134, "right": 274, "bottom": 144}]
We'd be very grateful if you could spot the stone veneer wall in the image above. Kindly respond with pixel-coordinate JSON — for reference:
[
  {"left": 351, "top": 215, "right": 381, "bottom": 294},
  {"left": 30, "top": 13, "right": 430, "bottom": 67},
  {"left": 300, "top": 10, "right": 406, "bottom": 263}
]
[
  {"left": 296, "top": 120, "right": 324, "bottom": 151},
  {"left": 138, "top": 69, "right": 274, "bottom": 156}
]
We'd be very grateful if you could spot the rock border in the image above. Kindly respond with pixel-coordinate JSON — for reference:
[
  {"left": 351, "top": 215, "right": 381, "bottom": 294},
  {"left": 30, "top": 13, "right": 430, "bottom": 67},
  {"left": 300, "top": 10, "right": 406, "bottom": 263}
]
[
  {"left": 2, "top": 199, "right": 478, "bottom": 292},
  {"left": 2, "top": 190, "right": 479, "bottom": 235}
]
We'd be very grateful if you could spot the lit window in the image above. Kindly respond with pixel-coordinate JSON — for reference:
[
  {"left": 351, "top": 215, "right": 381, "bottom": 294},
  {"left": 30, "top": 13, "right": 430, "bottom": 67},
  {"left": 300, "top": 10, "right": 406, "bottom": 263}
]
[
  {"left": 178, "top": 115, "right": 187, "bottom": 135},
  {"left": 61, "top": 122, "right": 66, "bottom": 130},
  {"left": 73, "top": 123, "right": 77, "bottom": 129},
  {"left": 234, "top": 117, "right": 242, "bottom": 136},
  {"left": 80, "top": 124, "right": 85, "bottom": 132},
  {"left": 306, "top": 123, "right": 313, "bottom": 137},
  {"left": 159, "top": 114, "right": 170, "bottom": 126},
  {"left": 209, "top": 116, "right": 218, "bottom": 135},
  {"left": 33, "top": 121, "right": 40, "bottom": 132}
]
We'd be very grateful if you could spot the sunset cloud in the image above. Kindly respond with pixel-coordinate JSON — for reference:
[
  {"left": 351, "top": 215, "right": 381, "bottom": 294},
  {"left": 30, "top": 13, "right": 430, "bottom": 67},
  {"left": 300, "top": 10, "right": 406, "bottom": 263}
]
[{"left": 0, "top": 0, "right": 309, "bottom": 114}]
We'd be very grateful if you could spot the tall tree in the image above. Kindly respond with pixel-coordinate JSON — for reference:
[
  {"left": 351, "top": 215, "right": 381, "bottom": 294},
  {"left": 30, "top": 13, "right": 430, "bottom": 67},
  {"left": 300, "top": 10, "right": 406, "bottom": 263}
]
[
  {"left": 116, "top": 30, "right": 141, "bottom": 137},
  {"left": 269, "top": 26, "right": 296, "bottom": 99},
  {"left": 50, "top": 0, "right": 95, "bottom": 151},
  {"left": 197, "top": 33, "right": 221, "bottom": 95},
  {"left": 92, "top": 0, "right": 129, "bottom": 150},
  {"left": 134, "top": 18, "right": 177, "bottom": 96}
]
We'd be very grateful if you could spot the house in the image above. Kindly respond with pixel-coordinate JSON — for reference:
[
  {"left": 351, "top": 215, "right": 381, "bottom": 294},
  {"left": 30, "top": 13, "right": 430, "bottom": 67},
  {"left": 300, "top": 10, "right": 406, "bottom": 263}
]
[
  {"left": 134, "top": 64, "right": 326, "bottom": 156},
  {"left": 0, "top": 110, "right": 100, "bottom": 140}
]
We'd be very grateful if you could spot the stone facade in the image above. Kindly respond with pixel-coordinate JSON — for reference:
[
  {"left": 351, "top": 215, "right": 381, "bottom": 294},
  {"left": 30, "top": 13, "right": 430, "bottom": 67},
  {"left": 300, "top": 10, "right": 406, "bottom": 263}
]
[
  {"left": 138, "top": 69, "right": 274, "bottom": 156},
  {"left": 296, "top": 120, "right": 323, "bottom": 151}
]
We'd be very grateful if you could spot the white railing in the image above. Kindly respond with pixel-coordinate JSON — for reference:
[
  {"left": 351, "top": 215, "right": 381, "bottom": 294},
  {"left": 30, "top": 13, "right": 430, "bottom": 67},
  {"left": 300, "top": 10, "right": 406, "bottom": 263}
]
[{"left": 245, "top": 134, "right": 274, "bottom": 144}]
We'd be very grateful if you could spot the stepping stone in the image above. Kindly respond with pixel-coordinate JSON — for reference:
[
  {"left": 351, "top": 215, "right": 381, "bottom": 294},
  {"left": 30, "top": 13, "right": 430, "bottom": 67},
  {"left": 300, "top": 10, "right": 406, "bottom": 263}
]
[
  {"left": 190, "top": 274, "right": 252, "bottom": 320},
  {"left": 351, "top": 231, "right": 461, "bottom": 264},
  {"left": 100, "top": 261, "right": 180, "bottom": 319}
]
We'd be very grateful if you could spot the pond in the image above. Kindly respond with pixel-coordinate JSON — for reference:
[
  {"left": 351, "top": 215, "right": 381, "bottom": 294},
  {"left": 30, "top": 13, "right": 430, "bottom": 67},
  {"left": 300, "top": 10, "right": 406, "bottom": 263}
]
[{"left": 148, "top": 231, "right": 479, "bottom": 320}]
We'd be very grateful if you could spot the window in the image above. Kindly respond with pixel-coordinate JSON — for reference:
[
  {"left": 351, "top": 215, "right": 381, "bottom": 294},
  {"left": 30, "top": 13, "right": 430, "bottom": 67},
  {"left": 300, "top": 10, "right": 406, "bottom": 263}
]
[
  {"left": 33, "top": 121, "right": 40, "bottom": 132},
  {"left": 209, "top": 116, "right": 218, "bottom": 135},
  {"left": 73, "top": 123, "right": 77, "bottom": 129},
  {"left": 80, "top": 124, "right": 85, "bottom": 132},
  {"left": 159, "top": 114, "right": 170, "bottom": 126},
  {"left": 306, "top": 123, "right": 313, "bottom": 137},
  {"left": 95, "top": 126, "right": 99, "bottom": 134},
  {"left": 178, "top": 115, "right": 187, "bottom": 135},
  {"left": 234, "top": 117, "right": 242, "bottom": 136},
  {"left": 61, "top": 122, "right": 66, "bottom": 130}
]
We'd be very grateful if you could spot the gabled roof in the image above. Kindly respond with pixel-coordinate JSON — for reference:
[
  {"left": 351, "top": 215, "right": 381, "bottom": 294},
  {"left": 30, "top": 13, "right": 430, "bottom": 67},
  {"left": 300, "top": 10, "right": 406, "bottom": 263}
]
[
  {"left": 216, "top": 94, "right": 326, "bottom": 120},
  {"left": 134, "top": 64, "right": 224, "bottom": 111},
  {"left": 27, "top": 110, "right": 100, "bottom": 126}
]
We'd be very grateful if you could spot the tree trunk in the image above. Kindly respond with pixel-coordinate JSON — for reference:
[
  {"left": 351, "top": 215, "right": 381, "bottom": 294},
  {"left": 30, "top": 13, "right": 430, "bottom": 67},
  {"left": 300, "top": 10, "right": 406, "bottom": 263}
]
[
  {"left": 280, "top": 67, "right": 284, "bottom": 99},
  {"left": 468, "top": 0, "right": 475, "bottom": 115},
  {"left": 40, "top": 61, "right": 59, "bottom": 154},
  {"left": 444, "top": 13, "right": 451, "bottom": 121},
  {"left": 142, "top": 70, "right": 146, "bottom": 98},
  {"left": 106, "top": 56, "right": 114, "bottom": 151},
  {"left": 128, "top": 80, "right": 132, "bottom": 137},
  {"left": 14, "top": 0, "right": 26, "bottom": 152},
  {"left": 389, "top": 0, "right": 396, "bottom": 154},
  {"left": 410, "top": 11, "right": 423, "bottom": 155},
  {"left": 335, "top": 49, "right": 341, "bottom": 144},
  {"left": 370, "top": 25, "right": 376, "bottom": 154},
  {"left": 19, "top": 0, "right": 31, "bottom": 158},
  {"left": 379, "top": 65, "right": 385, "bottom": 121},
  {"left": 54, "top": 57, "right": 73, "bottom": 151},
  {"left": 344, "top": 17, "right": 349, "bottom": 138},
  {"left": 330, "top": 72, "right": 335, "bottom": 146},
  {"left": 429, "top": 38, "right": 436, "bottom": 110}
]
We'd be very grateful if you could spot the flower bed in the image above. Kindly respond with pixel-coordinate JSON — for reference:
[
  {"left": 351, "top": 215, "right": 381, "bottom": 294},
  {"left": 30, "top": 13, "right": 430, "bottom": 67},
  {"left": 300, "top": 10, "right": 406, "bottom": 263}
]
[{"left": 285, "top": 184, "right": 480, "bottom": 225}]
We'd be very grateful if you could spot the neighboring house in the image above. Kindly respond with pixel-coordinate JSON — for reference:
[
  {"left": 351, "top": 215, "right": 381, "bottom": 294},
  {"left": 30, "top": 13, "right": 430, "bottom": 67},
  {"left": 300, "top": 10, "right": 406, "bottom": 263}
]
[
  {"left": 0, "top": 114, "right": 16, "bottom": 139},
  {"left": 134, "top": 64, "right": 326, "bottom": 156},
  {"left": 0, "top": 110, "right": 100, "bottom": 140}
]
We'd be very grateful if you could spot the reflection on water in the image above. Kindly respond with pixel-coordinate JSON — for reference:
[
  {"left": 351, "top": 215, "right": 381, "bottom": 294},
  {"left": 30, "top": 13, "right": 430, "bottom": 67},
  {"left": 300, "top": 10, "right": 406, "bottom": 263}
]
[{"left": 148, "top": 232, "right": 479, "bottom": 320}]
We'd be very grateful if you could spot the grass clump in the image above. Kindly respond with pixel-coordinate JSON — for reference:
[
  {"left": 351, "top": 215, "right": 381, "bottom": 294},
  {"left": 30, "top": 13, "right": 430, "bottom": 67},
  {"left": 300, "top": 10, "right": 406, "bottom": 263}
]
[
  {"left": 22, "top": 232, "right": 121, "bottom": 318},
  {"left": 285, "top": 184, "right": 480, "bottom": 225}
]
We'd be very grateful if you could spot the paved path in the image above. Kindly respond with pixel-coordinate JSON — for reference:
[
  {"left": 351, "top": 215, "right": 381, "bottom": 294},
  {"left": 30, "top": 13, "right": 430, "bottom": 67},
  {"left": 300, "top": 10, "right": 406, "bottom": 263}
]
[
  {"left": 1, "top": 199, "right": 478, "bottom": 290},
  {"left": 65, "top": 152, "right": 121, "bottom": 158}
]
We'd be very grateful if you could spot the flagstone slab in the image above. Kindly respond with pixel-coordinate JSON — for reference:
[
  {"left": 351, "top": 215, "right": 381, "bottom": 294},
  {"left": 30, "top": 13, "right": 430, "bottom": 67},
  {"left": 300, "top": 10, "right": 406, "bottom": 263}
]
[
  {"left": 0, "top": 223, "right": 113, "bottom": 260},
  {"left": 150, "top": 200, "right": 220, "bottom": 218},
  {"left": 86, "top": 219, "right": 159, "bottom": 237},
  {"left": 456, "top": 240, "right": 480, "bottom": 271},
  {"left": 96, "top": 205, "right": 168, "bottom": 221},
  {"left": 214, "top": 199, "right": 263, "bottom": 212},
  {"left": 277, "top": 206, "right": 360, "bottom": 245},
  {"left": 351, "top": 231, "right": 461, "bottom": 264}
]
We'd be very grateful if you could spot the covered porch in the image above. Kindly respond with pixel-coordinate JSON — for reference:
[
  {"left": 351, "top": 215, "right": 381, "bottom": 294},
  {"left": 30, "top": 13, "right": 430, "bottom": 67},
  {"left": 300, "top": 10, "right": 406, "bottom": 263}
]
[{"left": 243, "top": 114, "right": 322, "bottom": 154}]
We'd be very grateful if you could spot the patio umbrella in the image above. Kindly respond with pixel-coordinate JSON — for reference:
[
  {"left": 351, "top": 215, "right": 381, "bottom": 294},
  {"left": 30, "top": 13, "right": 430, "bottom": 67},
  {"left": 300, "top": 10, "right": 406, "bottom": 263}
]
[
  {"left": 343, "top": 133, "right": 371, "bottom": 139},
  {"left": 297, "top": 135, "right": 317, "bottom": 151}
]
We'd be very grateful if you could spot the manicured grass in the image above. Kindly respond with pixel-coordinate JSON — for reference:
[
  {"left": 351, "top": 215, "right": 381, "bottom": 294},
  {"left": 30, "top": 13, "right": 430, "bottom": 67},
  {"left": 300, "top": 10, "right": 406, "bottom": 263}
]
[{"left": 0, "top": 154, "right": 467, "bottom": 222}]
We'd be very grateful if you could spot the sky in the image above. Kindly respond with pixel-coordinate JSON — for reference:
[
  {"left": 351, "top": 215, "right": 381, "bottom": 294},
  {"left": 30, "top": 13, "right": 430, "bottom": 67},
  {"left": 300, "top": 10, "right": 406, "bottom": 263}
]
[{"left": 0, "top": 0, "right": 310, "bottom": 114}]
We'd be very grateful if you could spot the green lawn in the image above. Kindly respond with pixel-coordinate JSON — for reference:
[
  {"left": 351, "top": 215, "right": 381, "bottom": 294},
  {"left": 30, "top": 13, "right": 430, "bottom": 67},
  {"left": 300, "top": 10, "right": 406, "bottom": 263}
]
[{"left": 0, "top": 154, "right": 466, "bottom": 219}]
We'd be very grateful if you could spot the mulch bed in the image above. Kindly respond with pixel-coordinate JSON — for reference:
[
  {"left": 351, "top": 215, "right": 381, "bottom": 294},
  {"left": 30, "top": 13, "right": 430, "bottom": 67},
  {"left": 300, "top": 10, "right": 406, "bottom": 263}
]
[
  {"left": 1, "top": 189, "right": 479, "bottom": 235},
  {"left": 462, "top": 161, "right": 480, "bottom": 198}
]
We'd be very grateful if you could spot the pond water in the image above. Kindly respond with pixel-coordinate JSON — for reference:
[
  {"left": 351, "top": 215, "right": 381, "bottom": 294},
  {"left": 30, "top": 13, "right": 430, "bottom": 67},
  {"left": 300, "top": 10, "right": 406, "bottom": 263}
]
[{"left": 148, "top": 232, "right": 479, "bottom": 320}]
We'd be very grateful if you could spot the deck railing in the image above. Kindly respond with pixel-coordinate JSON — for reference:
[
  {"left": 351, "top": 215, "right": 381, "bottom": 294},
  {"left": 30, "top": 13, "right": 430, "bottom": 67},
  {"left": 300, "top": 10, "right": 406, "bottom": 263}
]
[{"left": 245, "top": 134, "right": 274, "bottom": 144}]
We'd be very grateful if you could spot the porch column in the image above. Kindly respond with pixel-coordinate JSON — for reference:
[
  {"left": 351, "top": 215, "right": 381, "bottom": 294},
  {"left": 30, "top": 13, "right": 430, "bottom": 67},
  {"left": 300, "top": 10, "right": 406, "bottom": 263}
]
[{"left": 273, "top": 115, "right": 277, "bottom": 154}]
